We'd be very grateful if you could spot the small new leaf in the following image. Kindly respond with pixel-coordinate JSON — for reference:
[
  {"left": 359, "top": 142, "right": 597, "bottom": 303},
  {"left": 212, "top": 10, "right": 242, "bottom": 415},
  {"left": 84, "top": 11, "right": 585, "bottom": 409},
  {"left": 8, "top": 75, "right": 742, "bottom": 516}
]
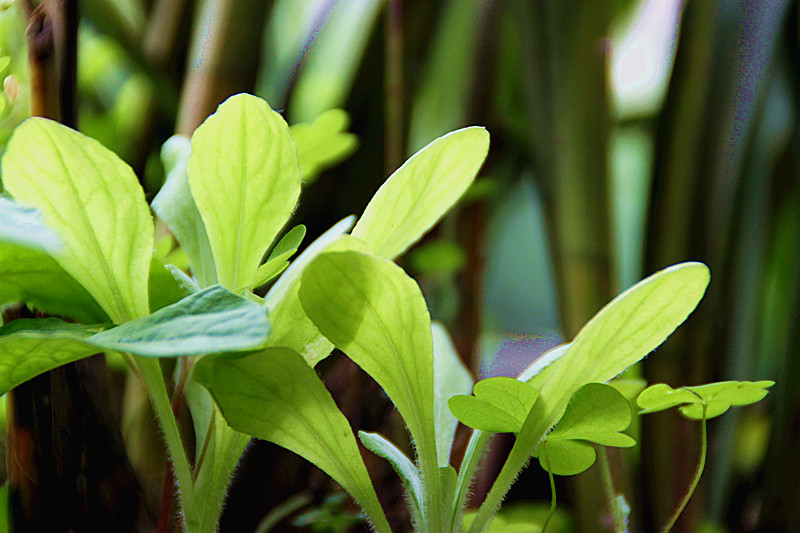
[
  {"left": 637, "top": 381, "right": 775, "bottom": 420},
  {"left": 539, "top": 383, "right": 636, "bottom": 476},
  {"left": 449, "top": 377, "right": 539, "bottom": 434}
]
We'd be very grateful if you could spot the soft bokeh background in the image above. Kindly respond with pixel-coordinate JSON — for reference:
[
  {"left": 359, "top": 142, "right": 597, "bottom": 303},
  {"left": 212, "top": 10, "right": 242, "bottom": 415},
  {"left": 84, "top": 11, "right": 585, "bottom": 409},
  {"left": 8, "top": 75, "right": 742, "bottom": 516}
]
[{"left": 0, "top": 1, "right": 797, "bottom": 531}]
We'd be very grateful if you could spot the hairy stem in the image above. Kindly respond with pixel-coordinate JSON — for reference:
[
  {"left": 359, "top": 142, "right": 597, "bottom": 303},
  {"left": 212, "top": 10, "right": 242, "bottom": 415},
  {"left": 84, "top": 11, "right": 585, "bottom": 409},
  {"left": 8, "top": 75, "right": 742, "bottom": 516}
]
[
  {"left": 136, "top": 357, "right": 199, "bottom": 531},
  {"left": 599, "top": 449, "right": 627, "bottom": 533}
]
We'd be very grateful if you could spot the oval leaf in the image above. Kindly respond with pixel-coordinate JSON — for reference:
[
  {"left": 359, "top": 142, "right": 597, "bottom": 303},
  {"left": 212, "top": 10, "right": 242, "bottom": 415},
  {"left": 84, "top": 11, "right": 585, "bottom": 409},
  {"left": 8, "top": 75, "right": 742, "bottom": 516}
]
[
  {"left": 188, "top": 94, "right": 302, "bottom": 289},
  {"left": 2, "top": 118, "right": 154, "bottom": 322},
  {"left": 89, "top": 285, "right": 269, "bottom": 357},
  {"left": 193, "top": 348, "right": 390, "bottom": 533},
  {"left": 351, "top": 127, "right": 489, "bottom": 259},
  {"left": 539, "top": 440, "right": 596, "bottom": 476},
  {"left": 299, "top": 249, "right": 434, "bottom": 447}
]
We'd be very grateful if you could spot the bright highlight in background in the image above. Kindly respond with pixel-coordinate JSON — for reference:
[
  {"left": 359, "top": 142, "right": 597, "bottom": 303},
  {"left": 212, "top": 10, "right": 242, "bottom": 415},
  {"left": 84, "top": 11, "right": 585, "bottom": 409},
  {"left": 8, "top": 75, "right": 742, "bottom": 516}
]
[{"left": 611, "top": 0, "right": 683, "bottom": 117}]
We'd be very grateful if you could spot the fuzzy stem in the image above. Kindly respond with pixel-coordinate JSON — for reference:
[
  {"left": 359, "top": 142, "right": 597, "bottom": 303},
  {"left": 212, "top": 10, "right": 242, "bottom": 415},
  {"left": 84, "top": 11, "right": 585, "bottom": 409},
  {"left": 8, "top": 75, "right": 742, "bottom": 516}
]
[{"left": 136, "top": 357, "right": 199, "bottom": 531}]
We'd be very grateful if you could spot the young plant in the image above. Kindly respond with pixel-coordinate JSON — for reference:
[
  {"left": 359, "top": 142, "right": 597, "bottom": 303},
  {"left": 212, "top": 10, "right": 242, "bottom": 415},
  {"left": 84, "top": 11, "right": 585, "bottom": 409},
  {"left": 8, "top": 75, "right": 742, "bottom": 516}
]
[
  {"left": 0, "top": 92, "right": 489, "bottom": 532},
  {"left": 196, "top": 234, "right": 713, "bottom": 532},
  {"left": 637, "top": 380, "right": 774, "bottom": 532}
]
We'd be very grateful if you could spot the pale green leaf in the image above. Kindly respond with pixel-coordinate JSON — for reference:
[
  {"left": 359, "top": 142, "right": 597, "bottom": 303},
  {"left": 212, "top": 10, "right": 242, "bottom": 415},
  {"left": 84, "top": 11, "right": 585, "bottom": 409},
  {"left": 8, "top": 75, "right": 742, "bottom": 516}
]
[
  {"left": 0, "top": 319, "right": 104, "bottom": 395},
  {"left": 546, "top": 383, "right": 636, "bottom": 448},
  {"left": 516, "top": 262, "right": 710, "bottom": 459},
  {"left": 432, "top": 321, "right": 473, "bottom": 467},
  {"left": 539, "top": 440, "right": 596, "bottom": 477},
  {"left": 359, "top": 431, "right": 423, "bottom": 526},
  {"left": 148, "top": 258, "right": 192, "bottom": 312},
  {"left": 89, "top": 285, "right": 269, "bottom": 357},
  {"left": 193, "top": 348, "right": 390, "bottom": 533},
  {"left": 250, "top": 225, "right": 306, "bottom": 289},
  {"left": 290, "top": 109, "right": 358, "bottom": 183},
  {"left": 638, "top": 381, "right": 775, "bottom": 420},
  {"left": 2, "top": 117, "right": 154, "bottom": 322},
  {"left": 263, "top": 217, "right": 355, "bottom": 365},
  {"left": 449, "top": 377, "right": 539, "bottom": 434},
  {"left": 636, "top": 383, "right": 699, "bottom": 414},
  {"left": 152, "top": 135, "right": 217, "bottom": 287},
  {"left": 351, "top": 127, "right": 490, "bottom": 259},
  {"left": 188, "top": 93, "right": 301, "bottom": 289},
  {"left": 184, "top": 378, "right": 250, "bottom": 532},
  {"left": 299, "top": 250, "right": 435, "bottom": 450},
  {"left": 0, "top": 242, "right": 107, "bottom": 323},
  {"left": 268, "top": 224, "right": 306, "bottom": 260},
  {"left": 0, "top": 197, "right": 60, "bottom": 252}
]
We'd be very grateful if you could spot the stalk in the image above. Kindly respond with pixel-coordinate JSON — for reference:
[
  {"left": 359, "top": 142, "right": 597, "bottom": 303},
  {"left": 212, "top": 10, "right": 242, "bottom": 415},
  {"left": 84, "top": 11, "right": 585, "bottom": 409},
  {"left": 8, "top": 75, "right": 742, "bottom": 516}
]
[{"left": 136, "top": 357, "right": 200, "bottom": 531}]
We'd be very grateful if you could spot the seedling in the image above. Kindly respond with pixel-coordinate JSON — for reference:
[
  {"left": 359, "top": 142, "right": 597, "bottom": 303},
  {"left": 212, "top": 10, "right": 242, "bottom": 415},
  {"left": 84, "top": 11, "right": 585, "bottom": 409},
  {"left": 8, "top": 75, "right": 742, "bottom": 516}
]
[{"left": 637, "top": 380, "right": 774, "bottom": 532}]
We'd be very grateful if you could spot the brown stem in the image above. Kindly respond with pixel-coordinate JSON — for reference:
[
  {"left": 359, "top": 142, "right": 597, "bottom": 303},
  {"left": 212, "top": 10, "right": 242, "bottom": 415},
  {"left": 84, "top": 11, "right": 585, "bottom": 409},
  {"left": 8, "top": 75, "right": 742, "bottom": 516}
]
[{"left": 384, "top": 0, "right": 404, "bottom": 175}]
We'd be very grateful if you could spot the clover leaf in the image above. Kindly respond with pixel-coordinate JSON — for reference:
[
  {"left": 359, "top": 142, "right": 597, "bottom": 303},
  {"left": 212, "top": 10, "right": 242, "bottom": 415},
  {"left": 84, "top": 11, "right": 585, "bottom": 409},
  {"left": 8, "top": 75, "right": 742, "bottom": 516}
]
[
  {"left": 538, "top": 383, "right": 636, "bottom": 476},
  {"left": 448, "top": 377, "right": 539, "bottom": 434},
  {"left": 637, "top": 380, "right": 775, "bottom": 420}
]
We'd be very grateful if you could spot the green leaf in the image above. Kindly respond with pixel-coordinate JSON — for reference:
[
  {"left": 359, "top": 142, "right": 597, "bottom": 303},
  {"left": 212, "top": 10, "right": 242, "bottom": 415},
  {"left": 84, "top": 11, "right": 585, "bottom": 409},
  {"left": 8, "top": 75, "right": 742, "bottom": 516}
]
[
  {"left": 0, "top": 319, "right": 104, "bottom": 395},
  {"left": 268, "top": 224, "right": 306, "bottom": 260},
  {"left": 89, "top": 285, "right": 269, "bottom": 357},
  {"left": 0, "top": 242, "right": 108, "bottom": 323},
  {"left": 148, "top": 258, "right": 192, "bottom": 313},
  {"left": 351, "top": 127, "right": 490, "bottom": 259},
  {"left": 262, "top": 217, "right": 355, "bottom": 365},
  {"left": 250, "top": 225, "right": 306, "bottom": 289},
  {"left": 290, "top": 109, "right": 358, "bottom": 183},
  {"left": 188, "top": 93, "right": 301, "bottom": 289},
  {"left": 2, "top": 117, "right": 154, "bottom": 322},
  {"left": 299, "top": 250, "right": 435, "bottom": 451},
  {"left": 449, "top": 377, "right": 539, "bottom": 434},
  {"left": 184, "top": 378, "right": 250, "bottom": 532},
  {"left": 359, "top": 431, "right": 423, "bottom": 526},
  {"left": 520, "top": 262, "right": 710, "bottom": 452},
  {"left": 0, "top": 197, "right": 60, "bottom": 252},
  {"left": 432, "top": 321, "right": 473, "bottom": 467},
  {"left": 540, "top": 440, "right": 597, "bottom": 477},
  {"left": 193, "top": 348, "right": 390, "bottom": 533},
  {"left": 545, "top": 383, "right": 636, "bottom": 448},
  {"left": 638, "top": 381, "right": 775, "bottom": 420},
  {"left": 152, "top": 135, "right": 217, "bottom": 287},
  {"left": 410, "top": 240, "right": 466, "bottom": 277}
]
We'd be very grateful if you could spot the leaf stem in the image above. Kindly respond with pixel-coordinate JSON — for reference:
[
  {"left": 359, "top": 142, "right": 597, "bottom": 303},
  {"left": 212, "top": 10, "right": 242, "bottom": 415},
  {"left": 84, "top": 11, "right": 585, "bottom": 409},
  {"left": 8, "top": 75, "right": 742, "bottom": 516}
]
[
  {"left": 661, "top": 405, "right": 707, "bottom": 533},
  {"left": 136, "top": 356, "right": 199, "bottom": 531},
  {"left": 541, "top": 442, "right": 557, "bottom": 533}
]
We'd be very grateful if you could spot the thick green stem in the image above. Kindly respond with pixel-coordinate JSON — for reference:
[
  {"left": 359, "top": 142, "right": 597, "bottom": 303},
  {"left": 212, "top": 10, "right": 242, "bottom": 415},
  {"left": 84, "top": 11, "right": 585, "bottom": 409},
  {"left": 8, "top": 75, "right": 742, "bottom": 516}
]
[
  {"left": 451, "top": 430, "right": 491, "bottom": 532},
  {"left": 661, "top": 408, "right": 707, "bottom": 533},
  {"left": 136, "top": 357, "right": 199, "bottom": 531},
  {"left": 467, "top": 437, "right": 532, "bottom": 533}
]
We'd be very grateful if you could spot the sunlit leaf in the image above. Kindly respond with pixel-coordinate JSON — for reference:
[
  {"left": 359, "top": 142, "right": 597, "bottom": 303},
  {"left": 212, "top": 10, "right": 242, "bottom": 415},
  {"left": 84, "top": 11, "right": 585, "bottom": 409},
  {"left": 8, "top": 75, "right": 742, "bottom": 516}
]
[
  {"left": 193, "top": 348, "right": 390, "bottom": 533},
  {"left": 0, "top": 242, "right": 108, "bottom": 323},
  {"left": 299, "top": 250, "right": 435, "bottom": 462},
  {"left": 188, "top": 94, "right": 301, "bottom": 289},
  {"left": 351, "top": 127, "right": 489, "bottom": 259},
  {"left": 2, "top": 117, "right": 154, "bottom": 322},
  {"left": 637, "top": 380, "right": 775, "bottom": 420},
  {"left": 432, "top": 322, "right": 473, "bottom": 466},
  {"left": 449, "top": 377, "right": 539, "bottom": 434},
  {"left": 152, "top": 135, "right": 217, "bottom": 287},
  {"left": 0, "top": 319, "right": 104, "bottom": 395},
  {"left": 263, "top": 217, "right": 355, "bottom": 365}
]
